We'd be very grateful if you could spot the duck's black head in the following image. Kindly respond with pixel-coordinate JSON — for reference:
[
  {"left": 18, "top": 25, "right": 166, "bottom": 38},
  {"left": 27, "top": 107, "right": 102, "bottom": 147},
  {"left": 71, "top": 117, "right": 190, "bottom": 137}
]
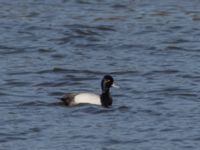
[{"left": 101, "top": 75, "right": 114, "bottom": 92}]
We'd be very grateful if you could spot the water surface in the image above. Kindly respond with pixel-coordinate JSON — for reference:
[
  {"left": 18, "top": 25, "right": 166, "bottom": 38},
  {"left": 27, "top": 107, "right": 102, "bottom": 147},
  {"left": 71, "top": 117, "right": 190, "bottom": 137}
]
[{"left": 1, "top": 0, "right": 200, "bottom": 150}]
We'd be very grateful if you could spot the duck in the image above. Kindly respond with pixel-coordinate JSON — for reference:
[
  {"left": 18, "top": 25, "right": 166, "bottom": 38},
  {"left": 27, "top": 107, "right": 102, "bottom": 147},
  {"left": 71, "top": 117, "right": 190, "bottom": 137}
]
[{"left": 60, "top": 75, "right": 118, "bottom": 107}]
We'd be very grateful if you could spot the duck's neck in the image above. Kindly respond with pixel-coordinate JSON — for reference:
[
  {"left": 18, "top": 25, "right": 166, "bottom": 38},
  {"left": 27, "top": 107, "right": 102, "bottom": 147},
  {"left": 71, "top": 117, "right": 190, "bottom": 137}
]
[{"left": 100, "top": 89, "right": 112, "bottom": 107}]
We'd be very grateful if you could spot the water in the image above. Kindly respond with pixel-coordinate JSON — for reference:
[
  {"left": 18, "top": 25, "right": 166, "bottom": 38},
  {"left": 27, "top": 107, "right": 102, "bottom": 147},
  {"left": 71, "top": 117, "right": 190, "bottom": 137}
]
[{"left": 1, "top": 0, "right": 200, "bottom": 149}]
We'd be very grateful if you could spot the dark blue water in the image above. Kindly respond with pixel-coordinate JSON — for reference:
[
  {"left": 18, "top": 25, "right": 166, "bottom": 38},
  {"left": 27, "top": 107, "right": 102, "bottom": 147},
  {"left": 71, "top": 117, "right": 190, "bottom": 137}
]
[{"left": 1, "top": 0, "right": 200, "bottom": 149}]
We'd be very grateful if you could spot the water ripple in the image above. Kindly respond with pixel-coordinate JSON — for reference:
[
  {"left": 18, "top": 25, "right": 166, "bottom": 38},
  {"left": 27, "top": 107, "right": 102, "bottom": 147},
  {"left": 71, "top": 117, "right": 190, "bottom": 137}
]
[{"left": 1, "top": 1, "right": 200, "bottom": 150}]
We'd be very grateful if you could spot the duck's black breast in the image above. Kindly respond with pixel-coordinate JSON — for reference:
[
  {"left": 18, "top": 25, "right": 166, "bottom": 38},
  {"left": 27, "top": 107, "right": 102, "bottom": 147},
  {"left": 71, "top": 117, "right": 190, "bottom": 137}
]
[{"left": 100, "top": 93, "right": 112, "bottom": 107}]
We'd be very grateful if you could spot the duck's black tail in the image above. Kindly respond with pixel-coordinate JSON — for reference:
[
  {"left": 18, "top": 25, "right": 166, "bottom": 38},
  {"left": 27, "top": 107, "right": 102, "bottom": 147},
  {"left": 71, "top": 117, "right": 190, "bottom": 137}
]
[{"left": 60, "top": 93, "right": 76, "bottom": 106}]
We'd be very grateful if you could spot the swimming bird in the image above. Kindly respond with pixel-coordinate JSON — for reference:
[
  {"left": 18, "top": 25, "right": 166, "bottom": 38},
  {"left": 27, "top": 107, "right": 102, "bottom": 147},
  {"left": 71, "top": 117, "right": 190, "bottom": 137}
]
[{"left": 60, "top": 75, "right": 117, "bottom": 107}]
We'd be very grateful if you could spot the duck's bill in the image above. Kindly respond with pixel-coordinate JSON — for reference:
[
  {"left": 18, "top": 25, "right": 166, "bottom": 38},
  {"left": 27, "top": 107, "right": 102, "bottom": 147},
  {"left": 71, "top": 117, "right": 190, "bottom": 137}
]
[{"left": 112, "top": 83, "right": 120, "bottom": 88}]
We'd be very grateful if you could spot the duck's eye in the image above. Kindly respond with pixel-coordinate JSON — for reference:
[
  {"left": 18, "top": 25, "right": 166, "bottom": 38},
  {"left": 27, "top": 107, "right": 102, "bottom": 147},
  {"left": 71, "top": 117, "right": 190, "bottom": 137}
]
[{"left": 105, "top": 79, "right": 110, "bottom": 83}]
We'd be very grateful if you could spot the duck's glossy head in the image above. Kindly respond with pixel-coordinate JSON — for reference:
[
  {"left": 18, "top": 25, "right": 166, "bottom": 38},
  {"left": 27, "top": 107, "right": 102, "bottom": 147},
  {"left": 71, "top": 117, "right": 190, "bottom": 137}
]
[{"left": 101, "top": 75, "right": 114, "bottom": 92}]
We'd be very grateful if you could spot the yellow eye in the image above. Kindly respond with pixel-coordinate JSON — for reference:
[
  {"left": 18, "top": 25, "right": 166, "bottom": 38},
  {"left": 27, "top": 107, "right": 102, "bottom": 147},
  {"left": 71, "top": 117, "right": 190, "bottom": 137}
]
[{"left": 105, "top": 79, "right": 110, "bottom": 83}]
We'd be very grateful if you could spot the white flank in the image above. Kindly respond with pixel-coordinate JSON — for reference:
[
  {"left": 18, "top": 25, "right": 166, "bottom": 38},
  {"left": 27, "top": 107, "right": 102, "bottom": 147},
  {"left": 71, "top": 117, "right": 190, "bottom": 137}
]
[{"left": 74, "top": 93, "right": 101, "bottom": 105}]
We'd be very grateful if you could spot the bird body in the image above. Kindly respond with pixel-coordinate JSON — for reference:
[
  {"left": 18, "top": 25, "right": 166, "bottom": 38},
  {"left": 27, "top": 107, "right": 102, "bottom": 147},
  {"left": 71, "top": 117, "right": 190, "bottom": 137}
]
[{"left": 60, "top": 75, "right": 116, "bottom": 107}]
